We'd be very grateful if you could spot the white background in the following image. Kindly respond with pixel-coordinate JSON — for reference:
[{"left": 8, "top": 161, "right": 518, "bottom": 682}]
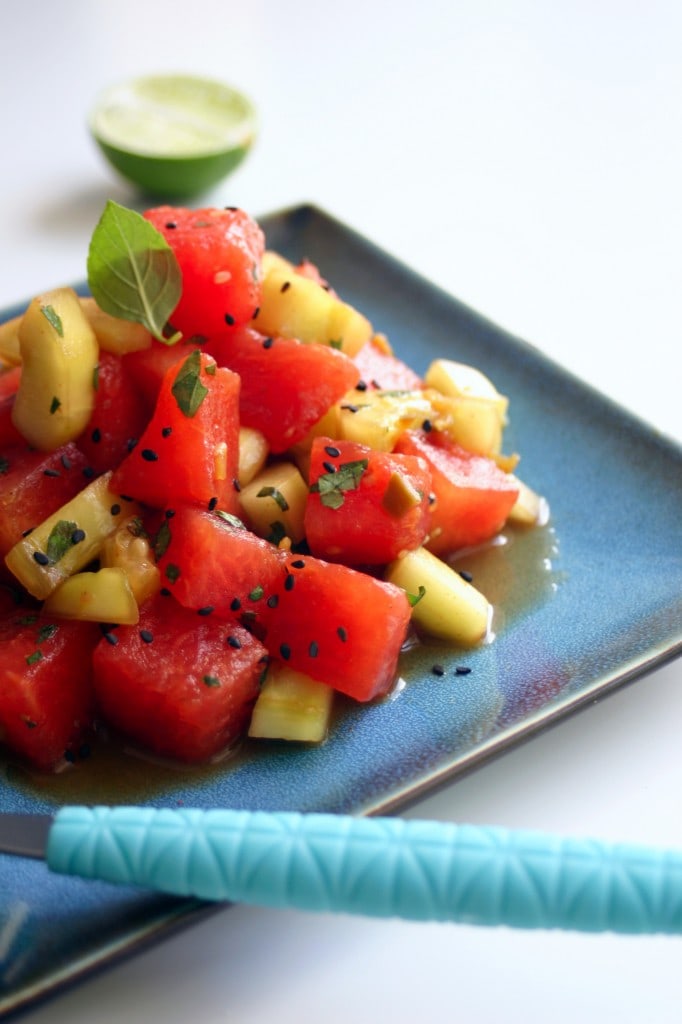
[{"left": 2, "top": 2, "right": 681, "bottom": 1021}]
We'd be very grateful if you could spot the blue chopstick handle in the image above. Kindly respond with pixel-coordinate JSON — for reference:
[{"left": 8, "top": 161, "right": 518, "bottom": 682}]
[{"left": 47, "top": 806, "right": 682, "bottom": 934}]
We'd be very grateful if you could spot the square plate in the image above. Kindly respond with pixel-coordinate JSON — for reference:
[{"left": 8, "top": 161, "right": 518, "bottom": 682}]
[{"left": 1, "top": 204, "right": 681, "bottom": 1017}]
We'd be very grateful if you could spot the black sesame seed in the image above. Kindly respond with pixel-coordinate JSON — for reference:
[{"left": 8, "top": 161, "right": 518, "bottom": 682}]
[
  {"left": 355, "top": 381, "right": 368, "bottom": 392},
  {"left": 224, "top": 313, "right": 235, "bottom": 326},
  {"left": 322, "top": 461, "right": 337, "bottom": 474},
  {"left": 459, "top": 570, "right": 474, "bottom": 583},
  {"left": 230, "top": 597, "right": 242, "bottom": 611},
  {"left": 127, "top": 438, "right": 139, "bottom": 452},
  {"left": 422, "top": 418, "right": 433, "bottom": 433},
  {"left": 208, "top": 496, "right": 218, "bottom": 511},
  {"left": 61, "top": 453, "right": 72, "bottom": 470},
  {"left": 71, "top": 529, "right": 86, "bottom": 544},
  {"left": 253, "top": 306, "right": 260, "bottom": 319},
  {"left": 266, "top": 594, "right": 279, "bottom": 609},
  {"left": 262, "top": 337, "right": 274, "bottom": 350},
  {"left": 141, "top": 449, "right": 159, "bottom": 462},
  {"left": 139, "top": 629, "right": 154, "bottom": 644},
  {"left": 341, "top": 404, "right": 359, "bottom": 413},
  {"left": 455, "top": 665, "right": 472, "bottom": 676},
  {"left": 160, "top": 587, "right": 172, "bottom": 597},
  {"left": 197, "top": 606, "right": 214, "bottom": 616},
  {"left": 280, "top": 281, "right": 291, "bottom": 293},
  {"left": 33, "top": 551, "right": 50, "bottom": 566},
  {"left": 233, "top": 478, "right": 241, "bottom": 492},
  {"left": 43, "top": 468, "right": 61, "bottom": 478},
  {"left": 284, "top": 573, "right": 295, "bottom": 592},
  {"left": 280, "top": 642, "right": 291, "bottom": 660},
  {"left": 308, "top": 640, "right": 319, "bottom": 658},
  {"left": 324, "top": 445, "right": 341, "bottom": 458},
  {"left": 165, "top": 508, "right": 176, "bottom": 519},
  {"left": 227, "top": 635, "right": 242, "bottom": 649},
  {"left": 161, "top": 426, "right": 173, "bottom": 438},
  {"left": 431, "top": 664, "right": 445, "bottom": 677},
  {"left": 91, "top": 427, "right": 102, "bottom": 443},
  {"left": 103, "top": 631, "right": 118, "bottom": 646},
  {"left": 110, "top": 503, "right": 121, "bottom": 516},
  {"left": 165, "top": 221, "right": 177, "bottom": 229},
  {"left": 82, "top": 466, "right": 96, "bottom": 479},
  {"left": 337, "top": 626, "right": 348, "bottom": 642},
  {"left": 291, "top": 559, "right": 306, "bottom": 569}
]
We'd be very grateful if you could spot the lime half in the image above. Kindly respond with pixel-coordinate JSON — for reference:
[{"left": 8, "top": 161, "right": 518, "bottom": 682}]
[{"left": 89, "top": 73, "right": 257, "bottom": 199}]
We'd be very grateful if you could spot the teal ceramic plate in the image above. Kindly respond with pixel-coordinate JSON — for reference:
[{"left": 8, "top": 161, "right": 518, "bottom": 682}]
[{"left": 1, "top": 204, "right": 681, "bottom": 1018}]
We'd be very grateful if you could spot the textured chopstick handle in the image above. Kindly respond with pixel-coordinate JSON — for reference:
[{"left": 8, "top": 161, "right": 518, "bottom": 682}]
[{"left": 47, "top": 806, "right": 682, "bottom": 934}]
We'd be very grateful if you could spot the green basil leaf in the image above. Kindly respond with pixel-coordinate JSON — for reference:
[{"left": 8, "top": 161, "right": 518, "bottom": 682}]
[
  {"left": 257, "top": 486, "right": 289, "bottom": 511},
  {"left": 311, "top": 458, "right": 368, "bottom": 510},
  {"left": 86, "top": 200, "right": 182, "bottom": 345},
  {"left": 171, "top": 350, "right": 209, "bottom": 416},
  {"left": 46, "top": 520, "right": 79, "bottom": 563},
  {"left": 40, "top": 304, "right": 64, "bottom": 337}
]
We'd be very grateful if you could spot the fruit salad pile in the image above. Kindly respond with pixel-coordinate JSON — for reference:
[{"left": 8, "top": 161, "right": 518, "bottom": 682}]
[{"left": 0, "top": 203, "right": 545, "bottom": 772}]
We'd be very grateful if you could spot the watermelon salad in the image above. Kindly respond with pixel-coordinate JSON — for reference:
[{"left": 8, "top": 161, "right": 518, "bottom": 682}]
[{"left": 0, "top": 202, "right": 546, "bottom": 772}]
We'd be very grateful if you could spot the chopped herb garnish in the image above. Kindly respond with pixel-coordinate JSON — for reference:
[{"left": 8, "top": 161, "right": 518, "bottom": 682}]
[
  {"left": 171, "top": 350, "right": 209, "bottom": 416},
  {"left": 328, "top": 338, "right": 343, "bottom": 350},
  {"left": 248, "top": 585, "right": 264, "bottom": 601},
  {"left": 203, "top": 675, "right": 221, "bottom": 687},
  {"left": 26, "top": 650, "right": 43, "bottom": 666},
  {"left": 407, "top": 585, "right": 427, "bottom": 608},
  {"left": 310, "top": 458, "right": 368, "bottom": 510},
  {"left": 154, "top": 519, "right": 172, "bottom": 560},
  {"left": 46, "top": 519, "right": 79, "bottom": 563},
  {"left": 267, "top": 521, "right": 286, "bottom": 546},
  {"left": 257, "top": 486, "right": 289, "bottom": 511},
  {"left": 37, "top": 623, "right": 58, "bottom": 643},
  {"left": 40, "top": 304, "right": 64, "bottom": 336},
  {"left": 214, "top": 510, "right": 247, "bottom": 530}
]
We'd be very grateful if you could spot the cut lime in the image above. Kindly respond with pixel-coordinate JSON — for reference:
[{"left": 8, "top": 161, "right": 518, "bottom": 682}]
[{"left": 89, "top": 73, "right": 256, "bottom": 199}]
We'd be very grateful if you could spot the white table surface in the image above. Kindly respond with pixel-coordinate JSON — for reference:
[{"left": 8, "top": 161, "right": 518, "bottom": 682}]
[{"left": 2, "top": 2, "right": 681, "bottom": 1021}]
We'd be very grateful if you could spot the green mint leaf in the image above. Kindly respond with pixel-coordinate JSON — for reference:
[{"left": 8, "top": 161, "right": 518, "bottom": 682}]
[
  {"left": 267, "top": 521, "right": 286, "bottom": 545},
  {"left": 46, "top": 520, "right": 79, "bottom": 563},
  {"left": 41, "top": 304, "right": 64, "bottom": 336},
  {"left": 257, "top": 486, "right": 289, "bottom": 512},
  {"left": 311, "top": 458, "right": 368, "bottom": 510},
  {"left": 214, "top": 510, "right": 247, "bottom": 530},
  {"left": 407, "top": 585, "right": 427, "bottom": 608},
  {"left": 37, "top": 623, "right": 59, "bottom": 643},
  {"left": 154, "top": 519, "right": 172, "bottom": 560},
  {"left": 171, "top": 350, "right": 209, "bottom": 416},
  {"left": 86, "top": 200, "right": 182, "bottom": 345}
]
